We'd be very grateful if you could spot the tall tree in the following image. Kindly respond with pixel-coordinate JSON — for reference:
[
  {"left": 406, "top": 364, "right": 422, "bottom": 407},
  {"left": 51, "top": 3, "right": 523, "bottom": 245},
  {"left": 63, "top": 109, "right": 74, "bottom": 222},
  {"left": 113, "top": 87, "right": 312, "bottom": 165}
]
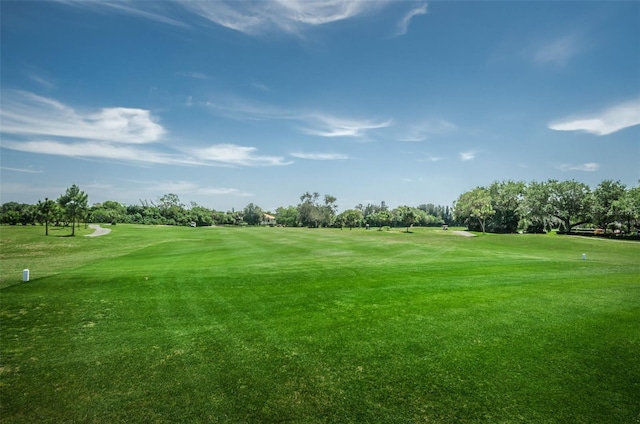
[
  {"left": 36, "top": 198, "right": 57, "bottom": 236},
  {"left": 518, "top": 181, "right": 553, "bottom": 233},
  {"left": 454, "top": 187, "right": 495, "bottom": 234},
  {"left": 613, "top": 185, "right": 640, "bottom": 233},
  {"left": 337, "top": 209, "right": 363, "bottom": 230},
  {"left": 592, "top": 180, "right": 626, "bottom": 232},
  {"left": 322, "top": 195, "right": 338, "bottom": 227},
  {"left": 243, "top": 203, "right": 263, "bottom": 225},
  {"left": 394, "top": 206, "right": 419, "bottom": 233},
  {"left": 546, "top": 179, "right": 593, "bottom": 232},
  {"left": 275, "top": 206, "right": 299, "bottom": 227},
  {"left": 57, "top": 184, "right": 88, "bottom": 236},
  {"left": 487, "top": 180, "right": 526, "bottom": 233}
]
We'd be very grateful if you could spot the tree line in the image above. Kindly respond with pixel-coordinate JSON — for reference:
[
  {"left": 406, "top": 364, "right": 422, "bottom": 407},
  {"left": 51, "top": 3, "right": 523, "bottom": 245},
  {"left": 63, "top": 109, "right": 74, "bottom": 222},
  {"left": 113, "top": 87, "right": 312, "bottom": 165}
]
[
  {"left": 453, "top": 179, "right": 640, "bottom": 235},
  {"left": 1, "top": 179, "right": 639, "bottom": 236}
]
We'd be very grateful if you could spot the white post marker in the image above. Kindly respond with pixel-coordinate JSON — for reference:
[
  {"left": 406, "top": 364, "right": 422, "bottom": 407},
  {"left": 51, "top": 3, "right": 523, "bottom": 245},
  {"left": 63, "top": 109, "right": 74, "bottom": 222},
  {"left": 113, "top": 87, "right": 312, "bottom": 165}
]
[
  {"left": 22, "top": 269, "right": 30, "bottom": 282},
  {"left": 582, "top": 253, "right": 586, "bottom": 261}
]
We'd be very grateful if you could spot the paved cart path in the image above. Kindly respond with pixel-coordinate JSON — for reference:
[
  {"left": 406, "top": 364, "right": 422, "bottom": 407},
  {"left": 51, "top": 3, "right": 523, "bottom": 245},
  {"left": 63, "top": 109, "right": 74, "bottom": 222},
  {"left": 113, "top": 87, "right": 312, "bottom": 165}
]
[
  {"left": 86, "top": 224, "right": 112, "bottom": 237},
  {"left": 452, "top": 230, "right": 476, "bottom": 237}
]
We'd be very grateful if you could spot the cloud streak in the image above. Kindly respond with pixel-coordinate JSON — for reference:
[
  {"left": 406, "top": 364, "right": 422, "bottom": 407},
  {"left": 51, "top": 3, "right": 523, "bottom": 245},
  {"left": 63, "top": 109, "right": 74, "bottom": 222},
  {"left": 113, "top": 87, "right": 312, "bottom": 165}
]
[
  {"left": 549, "top": 99, "right": 640, "bottom": 136},
  {"left": 557, "top": 162, "right": 600, "bottom": 172},
  {"left": 290, "top": 152, "right": 348, "bottom": 160},
  {"left": 459, "top": 151, "right": 476, "bottom": 161},
  {"left": 1, "top": 90, "right": 165, "bottom": 144},
  {"left": 532, "top": 33, "right": 585, "bottom": 66},
  {"left": 57, "top": 1, "right": 436, "bottom": 38},
  {"left": 190, "top": 144, "right": 291, "bottom": 166},
  {"left": 145, "top": 181, "right": 253, "bottom": 197},
  {"left": 0, "top": 91, "right": 289, "bottom": 167},
  {"left": 395, "top": 3, "right": 427, "bottom": 36},
  {"left": 202, "top": 96, "right": 391, "bottom": 139},
  {"left": 177, "top": 0, "right": 386, "bottom": 36}
]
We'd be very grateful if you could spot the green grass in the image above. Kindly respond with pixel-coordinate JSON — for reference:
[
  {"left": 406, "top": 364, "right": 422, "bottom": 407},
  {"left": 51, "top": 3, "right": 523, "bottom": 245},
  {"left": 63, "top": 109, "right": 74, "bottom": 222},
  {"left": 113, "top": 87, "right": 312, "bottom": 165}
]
[{"left": 1, "top": 224, "right": 639, "bottom": 423}]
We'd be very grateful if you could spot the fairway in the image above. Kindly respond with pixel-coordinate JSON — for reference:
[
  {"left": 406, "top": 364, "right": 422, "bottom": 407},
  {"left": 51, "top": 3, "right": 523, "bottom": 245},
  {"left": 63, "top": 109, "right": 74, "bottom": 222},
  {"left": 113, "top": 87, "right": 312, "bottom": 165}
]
[{"left": 1, "top": 225, "right": 639, "bottom": 423}]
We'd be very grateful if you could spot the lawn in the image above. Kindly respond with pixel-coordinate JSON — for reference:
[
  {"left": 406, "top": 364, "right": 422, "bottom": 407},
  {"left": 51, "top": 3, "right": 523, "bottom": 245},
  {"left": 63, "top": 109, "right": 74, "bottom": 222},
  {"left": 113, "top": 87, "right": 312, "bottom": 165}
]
[{"left": 1, "top": 224, "right": 639, "bottom": 423}]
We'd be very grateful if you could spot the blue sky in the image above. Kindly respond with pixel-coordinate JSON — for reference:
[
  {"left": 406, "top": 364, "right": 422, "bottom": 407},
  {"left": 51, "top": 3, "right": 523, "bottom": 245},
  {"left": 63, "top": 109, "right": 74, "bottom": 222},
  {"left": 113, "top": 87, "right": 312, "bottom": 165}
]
[{"left": 1, "top": 1, "right": 639, "bottom": 212}]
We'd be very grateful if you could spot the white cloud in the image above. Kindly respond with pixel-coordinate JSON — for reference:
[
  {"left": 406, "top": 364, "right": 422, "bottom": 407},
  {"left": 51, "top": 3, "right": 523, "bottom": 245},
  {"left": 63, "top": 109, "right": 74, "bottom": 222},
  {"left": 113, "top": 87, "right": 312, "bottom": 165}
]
[
  {"left": 459, "top": 151, "right": 476, "bottom": 161},
  {"left": 0, "top": 166, "right": 43, "bottom": 174},
  {"left": 549, "top": 99, "right": 640, "bottom": 136},
  {"left": 190, "top": 144, "right": 291, "bottom": 166},
  {"left": 290, "top": 152, "right": 348, "bottom": 160},
  {"left": 417, "top": 155, "right": 443, "bottom": 162},
  {"left": 302, "top": 113, "right": 392, "bottom": 138},
  {"left": 398, "top": 118, "right": 456, "bottom": 142},
  {"left": 180, "top": 0, "right": 385, "bottom": 36},
  {"left": 28, "top": 73, "right": 56, "bottom": 90},
  {"left": 59, "top": 0, "right": 417, "bottom": 37},
  {"left": 395, "top": 3, "right": 427, "bottom": 36},
  {"left": 202, "top": 96, "right": 391, "bottom": 138},
  {"left": 145, "top": 181, "right": 252, "bottom": 197},
  {"left": 557, "top": 162, "right": 600, "bottom": 172},
  {"left": 1, "top": 90, "right": 165, "bottom": 144},
  {"left": 1, "top": 139, "right": 201, "bottom": 166},
  {"left": 176, "top": 71, "right": 208, "bottom": 79},
  {"left": 1, "top": 91, "right": 289, "bottom": 168},
  {"left": 531, "top": 33, "right": 585, "bottom": 67},
  {"left": 59, "top": 0, "right": 187, "bottom": 27}
]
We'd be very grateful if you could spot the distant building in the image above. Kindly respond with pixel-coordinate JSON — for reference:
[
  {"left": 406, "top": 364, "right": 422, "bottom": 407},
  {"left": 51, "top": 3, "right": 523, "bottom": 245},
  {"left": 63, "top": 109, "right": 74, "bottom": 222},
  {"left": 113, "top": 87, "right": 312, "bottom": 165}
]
[{"left": 261, "top": 213, "right": 277, "bottom": 226}]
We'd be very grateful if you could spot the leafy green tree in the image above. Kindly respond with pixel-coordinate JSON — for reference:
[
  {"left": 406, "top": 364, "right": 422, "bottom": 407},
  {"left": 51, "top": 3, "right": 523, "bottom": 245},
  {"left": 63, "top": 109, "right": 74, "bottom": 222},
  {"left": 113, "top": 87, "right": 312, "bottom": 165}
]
[
  {"left": 613, "top": 185, "right": 640, "bottom": 233},
  {"left": 322, "top": 195, "right": 338, "bottom": 227},
  {"left": 487, "top": 180, "right": 526, "bottom": 233},
  {"left": 337, "top": 209, "right": 363, "bottom": 230},
  {"left": 296, "top": 192, "right": 337, "bottom": 227},
  {"left": 57, "top": 184, "right": 88, "bottom": 236},
  {"left": 275, "top": 206, "right": 299, "bottom": 227},
  {"left": 592, "top": 180, "right": 626, "bottom": 232},
  {"left": 89, "top": 200, "right": 125, "bottom": 224},
  {"left": 547, "top": 180, "right": 592, "bottom": 232},
  {"left": 36, "top": 198, "right": 57, "bottom": 235},
  {"left": 369, "top": 210, "right": 393, "bottom": 228},
  {"left": 243, "top": 203, "right": 264, "bottom": 225},
  {"left": 454, "top": 187, "right": 495, "bottom": 234},
  {"left": 394, "top": 206, "right": 419, "bottom": 232},
  {"left": 188, "top": 203, "right": 213, "bottom": 227},
  {"left": 518, "top": 181, "right": 552, "bottom": 233}
]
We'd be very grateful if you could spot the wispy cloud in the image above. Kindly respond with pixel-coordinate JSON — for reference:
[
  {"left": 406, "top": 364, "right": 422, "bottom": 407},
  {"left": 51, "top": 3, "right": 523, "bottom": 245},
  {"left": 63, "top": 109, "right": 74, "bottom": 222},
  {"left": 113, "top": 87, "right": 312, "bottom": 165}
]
[
  {"left": 395, "top": 3, "right": 427, "bottom": 36},
  {"left": 58, "top": 0, "right": 187, "bottom": 27},
  {"left": 1, "top": 90, "right": 165, "bottom": 144},
  {"left": 190, "top": 144, "right": 291, "bottom": 167},
  {"left": 531, "top": 33, "right": 585, "bottom": 66},
  {"left": 28, "top": 73, "right": 56, "bottom": 90},
  {"left": 459, "top": 151, "right": 476, "bottom": 161},
  {"left": 202, "top": 96, "right": 391, "bottom": 139},
  {"left": 251, "top": 81, "right": 272, "bottom": 92},
  {"left": 417, "top": 155, "right": 443, "bottom": 162},
  {"left": 0, "top": 91, "right": 289, "bottom": 167},
  {"left": 290, "top": 152, "right": 348, "bottom": 160},
  {"left": 397, "top": 118, "right": 456, "bottom": 142},
  {"left": 176, "top": 71, "right": 208, "bottom": 80},
  {"left": 1, "top": 139, "right": 201, "bottom": 166},
  {"left": 557, "top": 162, "right": 600, "bottom": 172},
  {"left": 145, "top": 181, "right": 253, "bottom": 197},
  {"left": 180, "top": 0, "right": 385, "bottom": 36},
  {"left": 58, "top": 0, "right": 415, "bottom": 37},
  {"left": 301, "top": 113, "right": 392, "bottom": 138},
  {"left": 0, "top": 166, "right": 43, "bottom": 174},
  {"left": 549, "top": 99, "right": 640, "bottom": 136}
]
